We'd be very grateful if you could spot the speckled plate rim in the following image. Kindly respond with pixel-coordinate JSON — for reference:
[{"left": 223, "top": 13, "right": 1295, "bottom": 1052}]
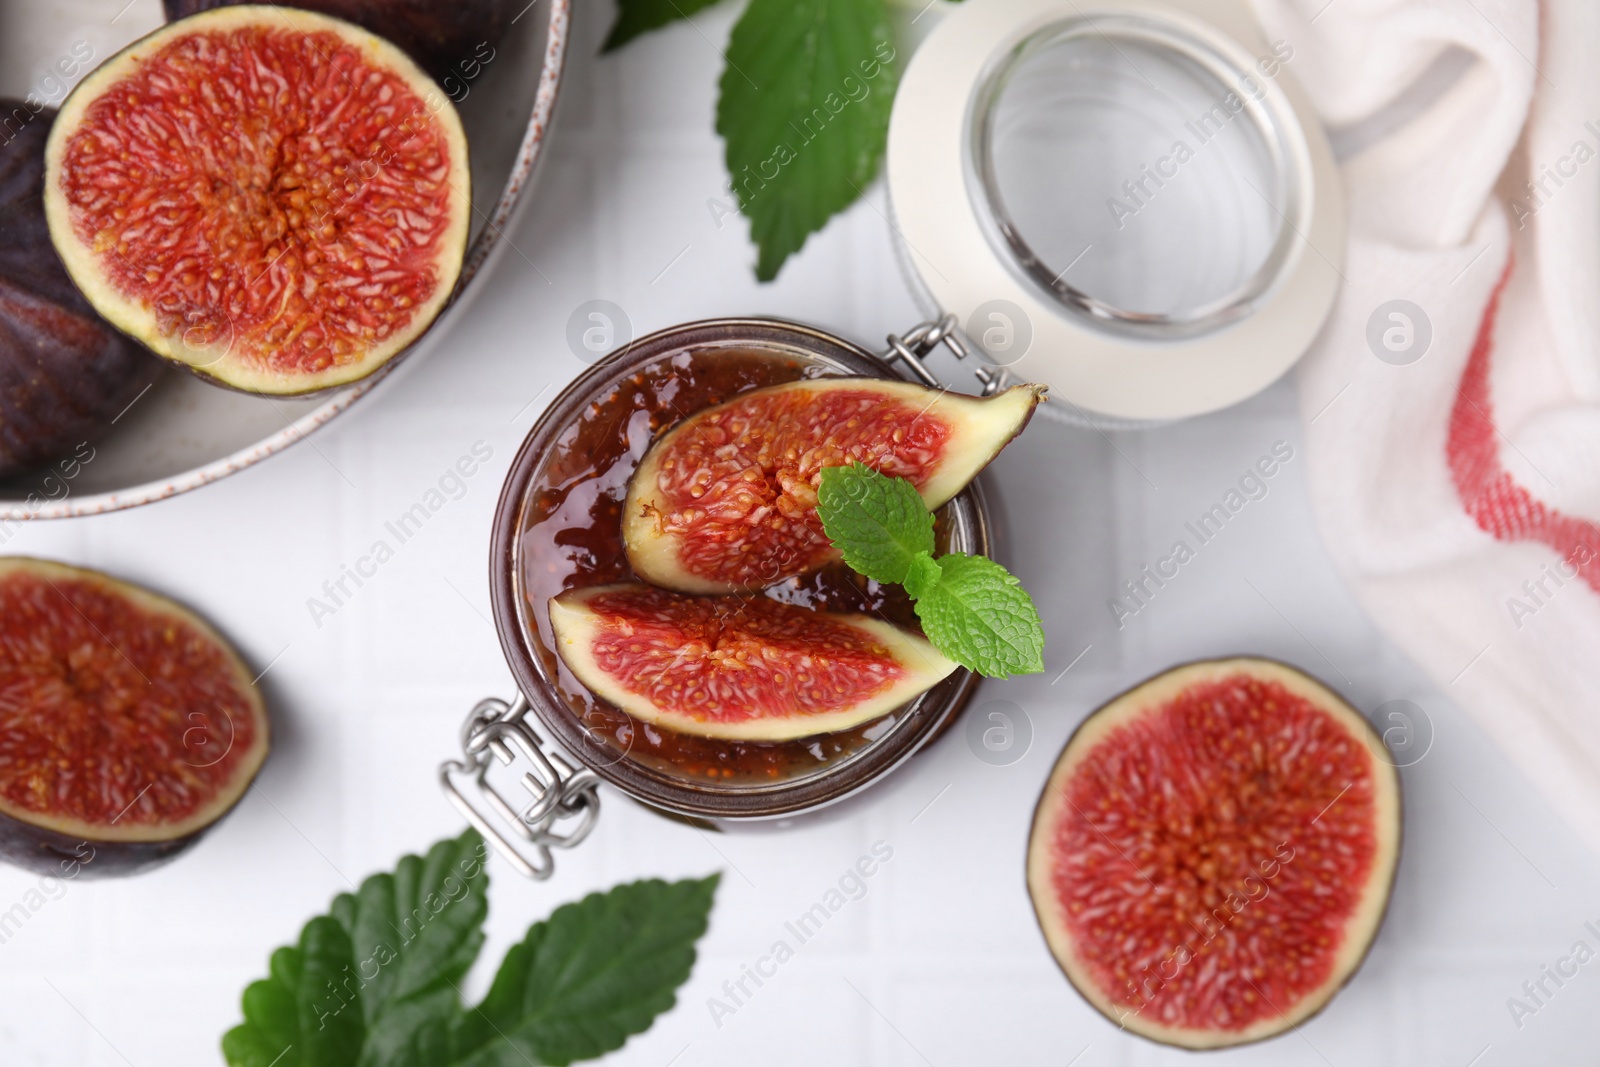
[{"left": 2, "top": 0, "right": 570, "bottom": 521}]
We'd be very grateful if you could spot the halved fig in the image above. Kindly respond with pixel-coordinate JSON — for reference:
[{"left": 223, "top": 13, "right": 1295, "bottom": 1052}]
[
  {"left": 548, "top": 583, "right": 957, "bottom": 741},
  {"left": 0, "top": 101, "right": 161, "bottom": 478},
  {"left": 0, "top": 558, "right": 269, "bottom": 877},
  {"left": 624, "top": 378, "right": 1045, "bottom": 593},
  {"left": 1027, "top": 658, "right": 1400, "bottom": 1049},
  {"left": 163, "top": 0, "right": 511, "bottom": 86},
  {"left": 44, "top": 6, "right": 471, "bottom": 396}
]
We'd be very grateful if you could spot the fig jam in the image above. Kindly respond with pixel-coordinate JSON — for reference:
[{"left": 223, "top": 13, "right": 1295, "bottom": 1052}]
[{"left": 517, "top": 346, "right": 951, "bottom": 786}]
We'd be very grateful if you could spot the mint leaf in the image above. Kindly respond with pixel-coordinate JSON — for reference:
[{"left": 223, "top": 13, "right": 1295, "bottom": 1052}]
[
  {"left": 902, "top": 551, "right": 941, "bottom": 600},
  {"left": 817, "top": 463, "right": 933, "bottom": 583},
  {"left": 716, "top": 0, "right": 898, "bottom": 280},
  {"left": 223, "top": 830, "right": 488, "bottom": 1067},
  {"left": 602, "top": 0, "right": 728, "bottom": 52},
  {"left": 223, "top": 833, "right": 718, "bottom": 1067},
  {"left": 222, "top": 917, "right": 366, "bottom": 1067},
  {"left": 446, "top": 875, "right": 720, "bottom": 1066},
  {"left": 333, "top": 832, "right": 491, "bottom": 1026},
  {"left": 358, "top": 989, "right": 459, "bottom": 1067},
  {"left": 914, "top": 554, "right": 1045, "bottom": 678}
]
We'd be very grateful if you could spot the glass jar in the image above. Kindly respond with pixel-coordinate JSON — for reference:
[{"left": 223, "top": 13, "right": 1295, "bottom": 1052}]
[{"left": 441, "top": 317, "right": 996, "bottom": 878}]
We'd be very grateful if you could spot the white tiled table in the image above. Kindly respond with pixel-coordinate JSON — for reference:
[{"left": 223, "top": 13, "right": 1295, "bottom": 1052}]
[{"left": 3, "top": 5, "right": 1599, "bottom": 1065}]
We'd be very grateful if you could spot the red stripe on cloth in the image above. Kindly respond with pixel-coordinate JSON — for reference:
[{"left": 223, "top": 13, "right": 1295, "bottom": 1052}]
[{"left": 1446, "top": 256, "right": 1600, "bottom": 590}]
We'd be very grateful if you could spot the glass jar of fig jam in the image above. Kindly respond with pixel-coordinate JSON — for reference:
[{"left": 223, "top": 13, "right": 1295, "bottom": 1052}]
[{"left": 442, "top": 318, "right": 996, "bottom": 879}]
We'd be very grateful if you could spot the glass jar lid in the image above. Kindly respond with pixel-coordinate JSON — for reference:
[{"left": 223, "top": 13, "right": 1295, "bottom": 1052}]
[{"left": 888, "top": 0, "right": 1344, "bottom": 421}]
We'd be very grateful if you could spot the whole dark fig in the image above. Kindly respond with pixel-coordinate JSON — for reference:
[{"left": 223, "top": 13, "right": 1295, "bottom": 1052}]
[
  {"left": 163, "top": 0, "right": 511, "bottom": 88},
  {"left": 0, "top": 101, "right": 160, "bottom": 481}
]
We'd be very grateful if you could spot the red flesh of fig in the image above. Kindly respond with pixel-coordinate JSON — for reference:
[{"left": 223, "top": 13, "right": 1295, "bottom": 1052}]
[
  {"left": 1027, "top": 658, "right": 1400, "bottom": 1048},
  {"left": 0, "top": 102, "right": 160, "bottom": 479},
  {"left": 549, "top": 583, "right": 956, "bottom": 741},
  {"left": 0, "top": 558, "right": 270, "bottom": 877},
  {"left": 44, "top": 7, "right": 472, "bottom": 396},
  {"left": 623, "top": 378, "right": 1044, "bottom": 593}
]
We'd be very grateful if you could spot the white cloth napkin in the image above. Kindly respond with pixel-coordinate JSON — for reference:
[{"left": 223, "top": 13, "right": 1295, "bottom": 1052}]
[{"left": 1251, "top": 0, "right": 1600, "bottom": 852}]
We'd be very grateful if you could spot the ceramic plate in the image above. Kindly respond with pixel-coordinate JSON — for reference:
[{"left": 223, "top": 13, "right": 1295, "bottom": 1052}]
[{"left": 0, "top": 0, "right": 569, "bottom": 519}]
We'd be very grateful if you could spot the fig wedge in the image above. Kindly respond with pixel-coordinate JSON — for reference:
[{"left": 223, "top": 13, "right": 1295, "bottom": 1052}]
[
  {"left": 624, "top": 378, "right": 1044, "bottom": 593},
  {"left": 549, "top": 583, "right": 957, "bottom": 742}
]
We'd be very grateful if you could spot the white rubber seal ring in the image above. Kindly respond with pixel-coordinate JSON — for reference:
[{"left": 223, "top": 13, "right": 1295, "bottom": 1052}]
[{"left": 887, "top": 0, "right": 1344, "bottom": 422}]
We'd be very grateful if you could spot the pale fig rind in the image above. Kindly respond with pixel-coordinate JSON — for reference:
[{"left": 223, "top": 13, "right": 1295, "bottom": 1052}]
[
  {"left": 623, "top": 377, "right": 1045, "bottom": 594},
  {"left": 549, "top": 583, "right": 959, "bottom": 742},
  {"left": 1026, "top": 657, "right": 1401, "bottom": 1050}
]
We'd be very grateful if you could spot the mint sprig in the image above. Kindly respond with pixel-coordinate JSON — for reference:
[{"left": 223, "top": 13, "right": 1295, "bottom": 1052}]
[
  {"left": 222, "top": 830, "right": 718, "bottom": 1067},
  {"left": 818, "top": 464, "right": 1045, "bottom": 678}
]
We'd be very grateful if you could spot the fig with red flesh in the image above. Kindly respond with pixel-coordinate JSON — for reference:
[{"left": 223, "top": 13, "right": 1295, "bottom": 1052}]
[
  {"left": 1027, "top": 658, "right": 1400, "bottom": 1048},
  {"left": 0, "top": 102, "right": 161, "bottom": 478},
  {"left": 44, "top": 6, "right": 472, "bottom": 396},
  {"left": 549, "top": 583, "right": 957, "bottom": 741},
  {"left": 623, "top": 378, "right": 1045, "bottom": 594},
  {"left": 0, "top": 558, "right": 270, "bottom": 877},
  {"left": 162, "top": 0, "right": 511, "bottom": 86}
]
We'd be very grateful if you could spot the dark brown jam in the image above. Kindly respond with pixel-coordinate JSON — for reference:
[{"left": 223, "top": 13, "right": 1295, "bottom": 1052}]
[{"left": 517, "top": 346, "right": 949, "bottom": 786}]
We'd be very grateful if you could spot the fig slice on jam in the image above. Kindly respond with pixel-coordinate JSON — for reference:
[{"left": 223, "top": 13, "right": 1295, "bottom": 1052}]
[
  {"left": 548, "top": 583, "right": 957, "bottom": 742},
  {"left": 0, "top": 558, "right": 270, "bottom": 877},
  {"left": 1027, "top": 658, "right": 1400, "bottom": 1049},
  {"left": 43, "top": 6, "right": 471, "bottom": 396},
  {"left": 623, "top": 378, "right": 1045, "bottom": 594}
]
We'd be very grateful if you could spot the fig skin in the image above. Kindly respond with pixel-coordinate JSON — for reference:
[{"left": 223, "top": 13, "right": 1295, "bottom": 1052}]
[
  {"left": 0, "top": 102, "right": 161, "bottom": 480},
  {"left": 0, "top": 813, "right": 191, "bottom": 880},
  {"left": 0, "top": 558, "right": 271, "bottom": 878},
  {"left": 163, "top": 0, "right": 511, "bottom": 85}
]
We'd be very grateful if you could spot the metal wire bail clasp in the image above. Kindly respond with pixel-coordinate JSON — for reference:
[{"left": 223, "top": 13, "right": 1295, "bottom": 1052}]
[
  {"left": 439, "top": 694, "right": 600, "bottom": 880},
  {"left": 883, "top": 313, "right": 1007, "bottom": 395}
]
